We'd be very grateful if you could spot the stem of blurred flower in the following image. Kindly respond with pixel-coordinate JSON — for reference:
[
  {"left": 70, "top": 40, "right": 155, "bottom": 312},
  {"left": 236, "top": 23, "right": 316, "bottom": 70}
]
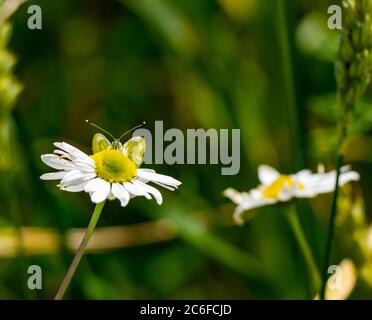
[
  {"left": 285, "top": 205, "right": 321, "bottom": 293},
  {"left": 54, "top": 201, "right": 106, "bottom": 300},
  {"left": 320, "top": 131, "right": 346, "bottom": 300}
]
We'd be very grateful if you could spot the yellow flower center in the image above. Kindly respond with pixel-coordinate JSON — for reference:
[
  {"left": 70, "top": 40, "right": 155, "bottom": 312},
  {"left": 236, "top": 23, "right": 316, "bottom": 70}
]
[
  {"left": 92, "top": 149, "right": 137, "bottom": 183},
  {"left": 262, "top": 175, "right": 293, "bottom": 199}
]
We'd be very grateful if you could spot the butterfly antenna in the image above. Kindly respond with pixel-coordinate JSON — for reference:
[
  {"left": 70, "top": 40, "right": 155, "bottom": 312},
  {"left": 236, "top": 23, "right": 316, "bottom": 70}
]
[
  {"left": 85, "top": 120, "right": 116, "bottom": 140},
  {"left": 119, "top": 122, "right": 146, "bottom": 141}
]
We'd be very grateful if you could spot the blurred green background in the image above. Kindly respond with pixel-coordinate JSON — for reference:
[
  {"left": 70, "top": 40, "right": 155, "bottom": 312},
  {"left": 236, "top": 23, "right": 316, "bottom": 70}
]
[{"left": 0, "top": 0, "right": 372, "bottom": 299}]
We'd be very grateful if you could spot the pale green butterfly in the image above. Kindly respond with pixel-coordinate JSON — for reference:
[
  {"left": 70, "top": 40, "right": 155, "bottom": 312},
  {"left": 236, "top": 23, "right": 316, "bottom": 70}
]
[{"left": 86, "top": 120, "right": 146, "bottom": 168}]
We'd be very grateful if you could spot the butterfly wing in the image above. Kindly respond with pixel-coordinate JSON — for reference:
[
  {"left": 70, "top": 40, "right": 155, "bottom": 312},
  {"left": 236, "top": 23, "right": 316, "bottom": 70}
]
[
  {"left": 122, "top": 136, "right": 145, "bottom": 167},
  {"left": 92, "top": 133, "right": 111, "bottom": 154}
]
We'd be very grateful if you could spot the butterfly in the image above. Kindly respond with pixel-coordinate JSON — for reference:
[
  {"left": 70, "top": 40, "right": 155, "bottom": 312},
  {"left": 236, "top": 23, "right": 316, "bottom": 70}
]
[{"left": 88, "top": 120, "right": 146, "bottom": 168}]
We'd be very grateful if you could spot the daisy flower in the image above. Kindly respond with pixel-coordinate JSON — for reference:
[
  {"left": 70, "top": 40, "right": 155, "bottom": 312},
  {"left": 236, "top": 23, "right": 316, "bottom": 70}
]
[
  {"left": 40, "top": 134, "right": 181, "bottom": 207},
  {"left": 224, "top": 164, "right": 360, "bottom": 225},
  {"left": 41, "top": 123, "right": 182, "bottom": 300}
]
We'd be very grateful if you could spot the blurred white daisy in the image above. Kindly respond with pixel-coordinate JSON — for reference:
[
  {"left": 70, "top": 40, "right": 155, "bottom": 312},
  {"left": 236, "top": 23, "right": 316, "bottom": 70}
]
[
  {"left": 40, "top": 134, "right": 181, "bottom": 206},
  {"left": 224, "top": 164, "right": 360, "bottom": 224}
]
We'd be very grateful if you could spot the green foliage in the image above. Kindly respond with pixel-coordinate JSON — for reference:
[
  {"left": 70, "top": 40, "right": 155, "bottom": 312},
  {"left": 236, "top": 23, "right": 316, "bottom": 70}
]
[{"left": 0, "top": 0, "right": 371, "bottom": 300}]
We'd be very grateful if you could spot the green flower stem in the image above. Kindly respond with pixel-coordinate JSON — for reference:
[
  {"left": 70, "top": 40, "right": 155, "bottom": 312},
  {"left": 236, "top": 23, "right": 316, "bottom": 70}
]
[
  {"left": 54, "top": 200, "right": 106, "bottom": 300},
  {"left": 320, "top": 135, "right": 346, "bottom": 300},
  {"left": 285, "top": 205, "right": 321, "bottom": 293}
]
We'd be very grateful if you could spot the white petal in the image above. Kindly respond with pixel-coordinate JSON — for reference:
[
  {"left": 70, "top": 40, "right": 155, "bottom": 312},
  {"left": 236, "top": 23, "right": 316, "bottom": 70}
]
[
  {"left": 137, "top": 174, "right": 176, "bottom": 191},
  {"left": 258, "top": 165, "right": 280, "bottom": 185},
  {"left": 252, "top": 194, "right": 277, "bottom": 208},
  {"left": 293, "top": 169, "right": 312, "bottom": 181},
  {"left": 134, "top": 180, "right": 163, "bottom": 205},
  {"left": 138, "top": 168, "right": 156, "bottom": 173},
  {"left": 53, "top": 142, "right": 82, "bottom": 155},
  {"left": 339, "top": 171, "right": 360, "bottom": 186},
  {"left": 278, "top": 188, "right": 293, "bottom": 201},
  {"left": 41, "top": 154, "right": 74, "bottom": 171},
  {"left": 60, "top": 170, "right": 94, "bottom": 187},
  {"left": 84, "top": 178, "right": 107, "bottom": 193},
  {"left": 136, "top": 170, "right": 181, "bottom": 188},
  {"left": 314, "top": 170, "right": 358, "bottom": 194},
  {"left": 123, "top": 181, "right": 151, "bottom": 199},
  {"left": 151, "top": 181, "right": 176, "bottom": 191},
  {"left": 296, "top": 168, "right": 359, "bottom": 197},
  {"left": 233, "top": 205, "right": 257, "bottom": 225},
  {"left": 340, "top": 165, "right": 352, "bottom": 173},
  {"left": 54, "top": 142, "right": 93, "bottom": 164},
  {"left": 111, "top": 183, "right": 130, "bottom": 207},
  {"left": 223, "top": 188, "right": 246, "bottom": 205},
  {"left": 53, "top": 149, "right": 72, "bottom": 160},
  {"left": 233, "top": 206, "right": 246, "bottom": 225},
  {"left": 224, "top": 188, "right": 269, "bottom": 211},
  {"left": 40, "top": 171, "right": 67, "bottom": 180},
  {"left": 231, "top": 192, "right": 276, "bottom": 224},
  {"left": 72, "top": 160, "right": 95, "bottom": 173},
  {"left": 89, "top": 181, "right": 111, "bottom": 203},
  {"left": 295, "top": 188, "right": 318, "bottom": 198},
  {"left": 61, "top": 182, "right": 88, "bottom": 192}
]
